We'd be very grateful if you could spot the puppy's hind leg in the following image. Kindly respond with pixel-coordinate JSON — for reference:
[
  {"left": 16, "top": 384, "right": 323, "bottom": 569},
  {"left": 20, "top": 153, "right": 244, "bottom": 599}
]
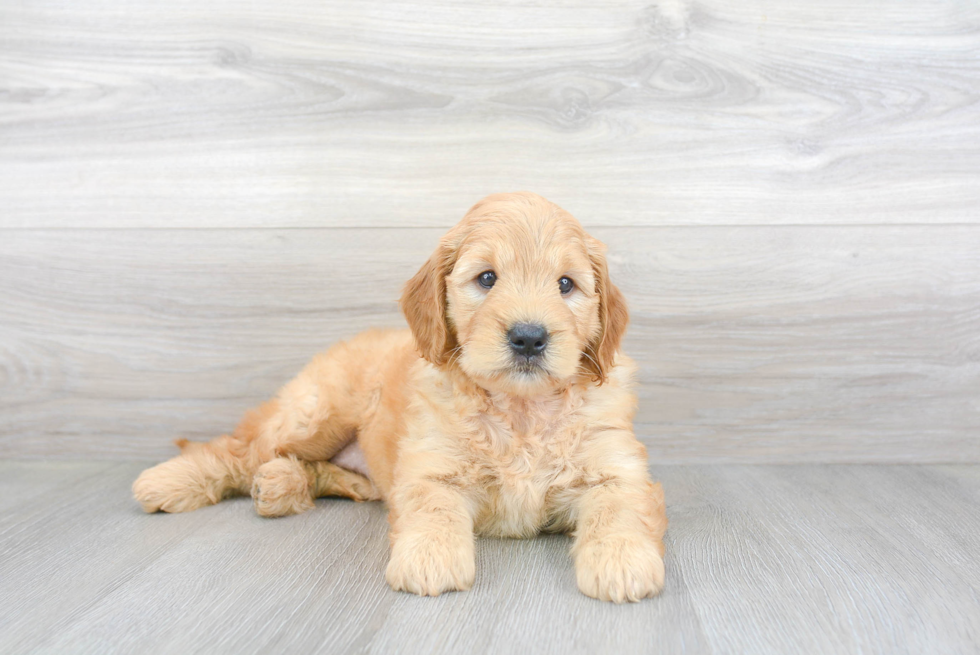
[
  {"left": 133, "top": 398, "right": 281, "bottom": 513},
  {"left": 247, "top": 363, "right": 362, "bottom": 516},
  {"left": 134, "top": 338, "right": 375, "bottom": 515},
  {"left": 251, "top": 458, "right": 380, "bottom": 518},
  {"left": 133, "top": 433, "right": 253, "bottom": 513},
  {"left": 251, "top": 456, "right": 316, "bottom": 517},
  {"left": 311, "top": 461, "right": 380, "bottom": 502}
]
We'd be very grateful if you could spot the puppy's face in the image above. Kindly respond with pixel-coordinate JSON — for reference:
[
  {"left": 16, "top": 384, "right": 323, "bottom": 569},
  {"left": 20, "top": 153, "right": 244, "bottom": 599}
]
[
  {"left": 401, "top": 192, "right": 628, "bottom": 397},
  {"left": 444, "top": 213, "right": 600, "bottom": 396}
]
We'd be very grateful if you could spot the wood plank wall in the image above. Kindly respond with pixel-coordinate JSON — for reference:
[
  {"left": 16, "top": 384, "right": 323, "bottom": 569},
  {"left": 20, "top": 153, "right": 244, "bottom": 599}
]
[{"left": 2, "top": 0, "right": 978, "bottom": 462}]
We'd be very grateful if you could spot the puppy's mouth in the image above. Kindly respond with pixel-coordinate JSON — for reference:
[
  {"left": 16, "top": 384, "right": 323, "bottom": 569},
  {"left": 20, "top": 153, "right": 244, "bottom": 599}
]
[{"left": 510, "top": 355, "right": 547, "bottom": 376}]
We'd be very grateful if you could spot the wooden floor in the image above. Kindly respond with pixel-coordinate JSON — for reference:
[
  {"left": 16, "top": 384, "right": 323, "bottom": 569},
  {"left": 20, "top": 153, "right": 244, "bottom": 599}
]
[{"left": 2, "top": 461, "right": 978, "bottom": 655}]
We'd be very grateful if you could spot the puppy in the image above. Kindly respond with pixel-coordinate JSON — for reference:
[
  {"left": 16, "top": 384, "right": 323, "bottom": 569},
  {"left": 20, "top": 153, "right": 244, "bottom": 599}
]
[{"left": 133, "top": 192, "right": 667, "bottom": 603}]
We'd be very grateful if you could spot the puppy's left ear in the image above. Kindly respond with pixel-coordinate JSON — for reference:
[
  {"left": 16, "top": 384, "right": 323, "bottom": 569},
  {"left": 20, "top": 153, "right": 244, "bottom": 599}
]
[
  {"left": 400, "top": 237, "right": 459, "bottom": 366},
  {"left": 583, "top": 236, "right": 629, "bottom": 383}
]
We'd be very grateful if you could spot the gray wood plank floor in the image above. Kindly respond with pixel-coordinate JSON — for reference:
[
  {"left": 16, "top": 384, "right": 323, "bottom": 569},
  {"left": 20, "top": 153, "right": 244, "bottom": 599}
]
[{"left": 1, "top": 461, "right": 978, "bottom": 654}]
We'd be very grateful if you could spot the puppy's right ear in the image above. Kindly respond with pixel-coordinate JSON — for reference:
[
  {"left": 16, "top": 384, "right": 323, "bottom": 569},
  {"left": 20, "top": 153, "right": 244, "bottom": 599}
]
[
  {"left": 400, "top": 239, "right": 458, "bottom": 366},
  {"left": 582, "top": 235, "right": 630, "bottom": 384}
]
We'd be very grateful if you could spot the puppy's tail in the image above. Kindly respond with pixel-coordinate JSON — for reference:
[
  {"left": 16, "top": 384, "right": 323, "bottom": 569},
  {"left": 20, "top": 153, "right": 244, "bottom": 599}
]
[{"left": 174, "top": 437, "right": 200, "bottom": 452}]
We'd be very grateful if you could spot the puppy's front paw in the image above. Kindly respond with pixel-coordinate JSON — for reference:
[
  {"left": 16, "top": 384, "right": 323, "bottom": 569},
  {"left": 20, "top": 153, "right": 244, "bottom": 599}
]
[
  {"left": 385, "top": 532, "right": 475, "bottom": 597},
  {"left": 575, "top": 535, "right": 665, "bottom": 603},
  {"left": 251, "top": 457, "right": 314, "bottom": 517}
]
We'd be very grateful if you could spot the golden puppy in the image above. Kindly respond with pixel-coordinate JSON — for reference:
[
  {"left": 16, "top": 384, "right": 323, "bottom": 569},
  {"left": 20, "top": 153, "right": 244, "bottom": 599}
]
[{"left": 133, "top": 192, "right": 667, "bottom": 603}]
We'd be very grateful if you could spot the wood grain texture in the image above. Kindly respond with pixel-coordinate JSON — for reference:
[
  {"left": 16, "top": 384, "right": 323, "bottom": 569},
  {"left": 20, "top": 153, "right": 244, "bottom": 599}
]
[
  {"left": 1, "top": 0, "right": 979, "bottom": 228},
  {"left": 1, "top": 461, "right": 978, "bottom": 654},
  {"left": 2, "top": 0, "right": 979, "bottom": 463},
  {"left": 2, "top": 226, "right": 978, "bottom": 462}
]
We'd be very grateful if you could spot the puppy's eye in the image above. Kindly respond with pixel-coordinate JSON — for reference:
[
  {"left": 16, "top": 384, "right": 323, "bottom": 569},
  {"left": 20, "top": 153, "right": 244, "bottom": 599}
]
[
  {"left": 558, "top": 276, "right": 574, "bottom": 295},
  {"left": 478, "top": 271, "right": 497, "bottom": 289}
]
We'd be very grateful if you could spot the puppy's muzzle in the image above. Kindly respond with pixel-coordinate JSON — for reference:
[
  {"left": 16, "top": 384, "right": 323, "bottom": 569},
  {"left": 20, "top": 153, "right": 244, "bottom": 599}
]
[{"left": 507, "top": 323, "right": 549, "bottom": 359}]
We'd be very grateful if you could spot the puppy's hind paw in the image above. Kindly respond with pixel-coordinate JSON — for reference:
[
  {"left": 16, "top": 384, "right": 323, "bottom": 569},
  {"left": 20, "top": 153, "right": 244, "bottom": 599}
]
[
  {"left": 251, "top": 457, "right": 315, "bottom": 517},
  {"left": 132, "top": 459, "right": 216, "bottom": 513}
]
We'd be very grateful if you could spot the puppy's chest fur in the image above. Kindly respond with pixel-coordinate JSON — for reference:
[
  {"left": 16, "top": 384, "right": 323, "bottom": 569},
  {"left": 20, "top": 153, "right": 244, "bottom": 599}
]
[{"left": 466, "top": 397, "right": 589, "bottom": 538}]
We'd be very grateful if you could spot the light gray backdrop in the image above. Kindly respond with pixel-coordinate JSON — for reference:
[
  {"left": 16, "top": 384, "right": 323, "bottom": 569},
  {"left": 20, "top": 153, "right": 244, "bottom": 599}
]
[{"left": 2, "top": 0, "right": 978, "bottom": 462}]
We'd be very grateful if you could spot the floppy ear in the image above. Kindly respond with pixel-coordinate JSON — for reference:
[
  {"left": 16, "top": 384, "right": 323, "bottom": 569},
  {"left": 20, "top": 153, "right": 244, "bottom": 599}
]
[
  {"left": 582, "top": 236, "right": 629, "bottom": 383},
  {"left": 400, "top": 239, "right": 458, "bottom": 366}
]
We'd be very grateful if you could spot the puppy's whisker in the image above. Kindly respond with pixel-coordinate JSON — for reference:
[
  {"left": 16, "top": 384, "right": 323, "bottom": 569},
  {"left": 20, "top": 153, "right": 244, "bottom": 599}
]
[
  {"left": 581, "top": 346, "right": 601, "bottom": 373},
  {"left": 446, "top": 345, "right": 464, "bottom": 369}
]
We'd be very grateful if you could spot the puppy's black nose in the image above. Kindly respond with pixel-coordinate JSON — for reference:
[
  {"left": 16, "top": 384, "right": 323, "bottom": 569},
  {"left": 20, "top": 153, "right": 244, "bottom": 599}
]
[{"left": 508, "top": 323, "right": 549, "bottom": 357}]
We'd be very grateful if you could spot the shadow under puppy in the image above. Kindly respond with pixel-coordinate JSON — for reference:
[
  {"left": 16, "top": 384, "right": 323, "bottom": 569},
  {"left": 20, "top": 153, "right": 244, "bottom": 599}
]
[{"left": 133, "top": 191, "right": 667, "bottom": 603}]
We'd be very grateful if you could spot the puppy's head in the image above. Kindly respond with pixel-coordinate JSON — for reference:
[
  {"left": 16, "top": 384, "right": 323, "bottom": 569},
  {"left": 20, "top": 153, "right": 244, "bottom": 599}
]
[{"left": 401, "top": 192, "right": 628, "bottom": 396}]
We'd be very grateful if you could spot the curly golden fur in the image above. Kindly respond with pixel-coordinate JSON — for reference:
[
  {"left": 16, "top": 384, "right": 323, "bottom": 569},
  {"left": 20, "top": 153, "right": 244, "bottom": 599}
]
[{"left": 133, "top": 192, "right": 667, "bottom": 603}]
